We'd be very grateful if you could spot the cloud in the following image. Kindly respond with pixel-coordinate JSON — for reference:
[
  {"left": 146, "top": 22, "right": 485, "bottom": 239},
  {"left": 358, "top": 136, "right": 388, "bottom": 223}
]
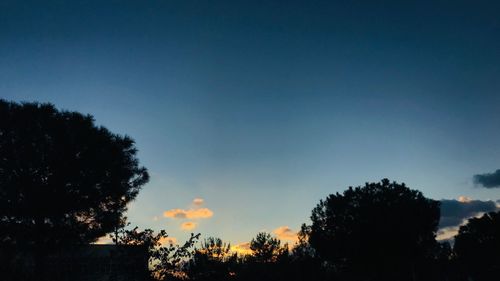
[
  {"left": 163, "top": 208, "right": 214, "bottom": 219},
  {"left": 273, "top": 226, "right": 298, "bottom": 242},
  {"left": 193, "top": 198, "right": 204, "bottom": 206},
  {"left": 473, "top": 169, "right": 500, "bottom": 188},
  {"left": 159, "top": 236, "right": 177, "bottom": 246},
  {"left": 163, "top": 198, "right": 213, "bottom": 220},
  {"left": 230, "top": 242, "right": 253, "bottom": 255},
  {"left": 440, "top": 198, "right": 498, "bottom": 228},
  {"left": 457, "top": 196, "right": 472, "bottom": 203},
  {"left": 436, "top": 213, "right": 491, "bottom": 242},
  {"left": 436, "top": 197, "right": 500, "bottom": 241},
  {"left": 181, "top": 221, "right": 197, "bottom": 231},
  {"left": 436, "top": 225, "right": 461, "bottom": 241},
  {"left": 93, "top": 235, "right": 113, "bottom": 245}
]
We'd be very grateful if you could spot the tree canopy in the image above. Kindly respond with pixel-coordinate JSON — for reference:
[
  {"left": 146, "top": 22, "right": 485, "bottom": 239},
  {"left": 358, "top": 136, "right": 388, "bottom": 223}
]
[
  {"left": 453, "top": 211, "right": 500, "bottom": 281},
  {"left": 188, "top": 237, "right": 235, "bottom": 281},
  {"left": 0, "top": 100, "right": 149, "bottom": 245},
  {"left": 306, "top": 179, "right": 440, "bottom": 280},
  {"left": 249, "top": 232, "right": 288, "bottom": 263}
]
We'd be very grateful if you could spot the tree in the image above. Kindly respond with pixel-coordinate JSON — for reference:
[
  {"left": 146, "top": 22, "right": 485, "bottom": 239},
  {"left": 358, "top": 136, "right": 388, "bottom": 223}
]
[
  {"left": 196, "top": 237, "right": 232, "bottom": 261},
  {"left": 287, "top": 225, "right": 327, "bottom": 281},
  {"left": 188, "top": 237, "right": 236, "bottom": 281},
  {"left": 249, "top": 232, "right": 288, "bottom": 263},
  {"left": 112, "top": 226, "right": 200, "bottom": 281},
  {"left": 226, "top": 232, "right": 289, "bottom": 281},
  {"left": 306, "top": 179, "right": 440, "bottom": 281},
  {"left": 0, "top": 100, "right": 149, "bottom": 245},
  {"left": 453, "top": 211, "right": 500, "bottom": 281}
]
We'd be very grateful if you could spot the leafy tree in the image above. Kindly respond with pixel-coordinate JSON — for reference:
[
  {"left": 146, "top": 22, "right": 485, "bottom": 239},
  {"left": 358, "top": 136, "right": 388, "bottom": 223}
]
[
  {"left": 249, "top": 232, "right": 288, "bottom": 263},
  {"left": 0, "top": 100, "right": 149, "bottom": 245},
  {"left": 453, "top": 211, "right": 500, "bottom": 281},
  {"left": 306, "top": 179, "right": 440, "bottom": 281}
]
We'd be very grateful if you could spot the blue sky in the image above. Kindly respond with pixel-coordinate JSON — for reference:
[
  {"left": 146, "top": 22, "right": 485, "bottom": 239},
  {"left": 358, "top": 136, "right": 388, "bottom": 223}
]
[{"left": 1, "top": 0, "right": 500, "bottom": 245}]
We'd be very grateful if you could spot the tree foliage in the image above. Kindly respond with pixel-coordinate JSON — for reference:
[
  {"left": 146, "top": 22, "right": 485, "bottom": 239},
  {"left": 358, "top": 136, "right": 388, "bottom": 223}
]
[
  {"left": 196, "top": 237, "right": 232, "bottom": 261},
  {"left": 453, "top": 211, "right": 500, "bottom": 281},
  {"left": 113, "top": 225, "right": 200, "bottom": 281},
  {"left": 0, "top": 100, "right": 149, "bottom": 245},
  {"left": 306, "top": 179, "right": 440, "bottom": 280},
  {"left": 249, "top": 232, "right": 288, "bottom": 263},
  {"left": 188, "top": 237, "right": 236, "bottom": 281}
]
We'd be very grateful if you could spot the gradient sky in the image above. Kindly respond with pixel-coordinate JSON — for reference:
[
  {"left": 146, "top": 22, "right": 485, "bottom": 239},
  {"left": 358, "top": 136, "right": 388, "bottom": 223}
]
[{"left": 1, "top": 0, "right": 500, "bottom": 245}]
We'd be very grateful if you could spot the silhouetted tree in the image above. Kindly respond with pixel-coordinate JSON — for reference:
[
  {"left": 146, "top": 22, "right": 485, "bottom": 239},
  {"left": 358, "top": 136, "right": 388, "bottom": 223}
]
[
  {"left": 417, "top": 241, "right": 453, "bottom": 281},
  {"left": 197, "top": 237, "right": 232, "bottom": 261},
  {"left": 229, "top": 232, "right": 289, "bottom": 281},
  {"left": 453, "top": 211, "right": 500, "bottom": 281},
  {"left": 0, "top": 100, "right": 149, "bottom": 246},
  {"left": 290, "top": 225, "right": 312, "bottom": 260},
  {"left": 113, "top": 226, "right": 200, "bottom": 281},
  {"left": 113, "top": 225, "right": 166, "bottom": 249},
  {"left": 249, "top": 232, "right": 288, "bottom": 263},
  {"left": 306, "top": 179, "right": 440, "bottom": 281},
  {"left": 151, "top": 233, "right": 200, "bottom": 281},
  {"left": 287, "top": 225, "right": 327, "bottom": 281},
  {"left": 188, "top": 237, "right": 236, "bottom": 281}
]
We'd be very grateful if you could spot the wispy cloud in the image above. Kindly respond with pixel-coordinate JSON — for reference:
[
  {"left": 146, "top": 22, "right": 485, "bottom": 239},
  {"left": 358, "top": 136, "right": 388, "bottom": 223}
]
[
  {"left": 473, "top": 169, "right": 500, "bottom": 188},
  {"left": 273, "top": 226, "right": 298, "bottom": 242},
  {"left": 181, "top": 221, "right": 197, "bottom": 231}
]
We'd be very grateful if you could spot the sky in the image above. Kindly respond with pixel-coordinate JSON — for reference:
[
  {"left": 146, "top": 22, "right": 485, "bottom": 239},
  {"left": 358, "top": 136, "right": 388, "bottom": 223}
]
[{"left": 1, "top": 0, "right": 500, "bottom": 247}]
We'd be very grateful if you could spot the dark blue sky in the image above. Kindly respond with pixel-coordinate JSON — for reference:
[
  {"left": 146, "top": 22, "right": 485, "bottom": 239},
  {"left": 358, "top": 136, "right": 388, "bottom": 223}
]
[{"left": 1, "top": 0, "right": 500, "bottom": 244}]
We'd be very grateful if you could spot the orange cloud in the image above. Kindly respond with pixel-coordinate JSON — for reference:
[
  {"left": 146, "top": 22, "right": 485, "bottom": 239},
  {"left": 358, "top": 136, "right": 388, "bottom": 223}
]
[
  {"left": 159, "top": 236, "right": 177, "bottom": 246},
  {"left": 193, "top": 198, "right": 204, "bottom": 206},
  {"left": 181, "top": 221, "right": 197, "bottom": 231},
  {"left": 163, "top": 208, "right": 214, "bottom": 219},
  {"left": 458, "top": 196, "right": 472, "bottom": 203},
  {"left": 230, "top": 242, "right": 253, "bottom": 255},
  {"left": 273, "top": 226, "right": 298, "bottom": 242}
]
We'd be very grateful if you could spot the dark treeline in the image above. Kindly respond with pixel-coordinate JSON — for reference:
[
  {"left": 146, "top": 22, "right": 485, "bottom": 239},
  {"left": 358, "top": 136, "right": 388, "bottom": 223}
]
[
  {"left": 1, "top": 100, "right": 499, "bottom": 281},
  {"left": 109, "top": 180, "right": 499, "bottom": 281}
]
